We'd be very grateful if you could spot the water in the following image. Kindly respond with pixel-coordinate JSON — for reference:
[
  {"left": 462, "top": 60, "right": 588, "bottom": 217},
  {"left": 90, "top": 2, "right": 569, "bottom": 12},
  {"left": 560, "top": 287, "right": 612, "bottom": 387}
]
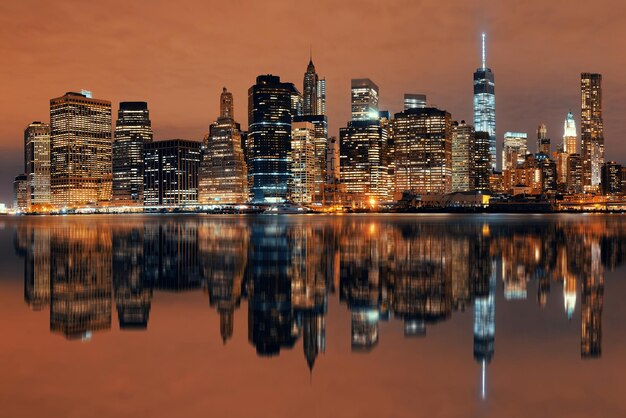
[{"left": 1, "top": 214, "right": 625, "bottom": 418}]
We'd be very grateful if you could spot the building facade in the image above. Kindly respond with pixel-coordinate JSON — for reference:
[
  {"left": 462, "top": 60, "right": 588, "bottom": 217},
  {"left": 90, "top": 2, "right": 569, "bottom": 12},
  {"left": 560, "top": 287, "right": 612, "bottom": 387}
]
[
  {"left": 112, "top": 102, "right": 153, "bottom": 205},
  {"left": 50, "top": 91, "right": 112, "bottom": 207},
  {"left": 393, "top": 107, "right": 452, "bottom": 195},
  {"left": 537, "top": 124, "right": 550, "bottom": 155},
  {"left": 351, "top": 79, "right": 379, "bottom": 121},
  {"left": 144, "top": 139, "right": 201, "bottom": 207},
  {"left": 581, "top": 73, "right": 604, "bottom": 193},
  {"left": 451, "top": 121, "right": 475, "bottom": 192},
  {"left": 290, "top": 121, "right": 316, "bottom": 204},
  {"left": 404, "top": 94, "right": 427, "bottom": 110},
  {"left": 473, "top": 34, "right": 496, "bottom": 171},
  {"left": 24, "top": 121, "right": 51, "bottom": 209},
  {"left": 248, "top": 75, "right": 300, "bottom": 203},
  {"left": 198, "top": 88, "right": 248, "bottom": 204}
]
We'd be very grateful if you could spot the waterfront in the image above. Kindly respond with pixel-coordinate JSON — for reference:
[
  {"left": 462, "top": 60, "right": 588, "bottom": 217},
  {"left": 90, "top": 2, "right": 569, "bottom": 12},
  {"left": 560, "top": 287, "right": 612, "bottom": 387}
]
[{"left": 1, "top": 214, "right": 625, "bottom": 417}]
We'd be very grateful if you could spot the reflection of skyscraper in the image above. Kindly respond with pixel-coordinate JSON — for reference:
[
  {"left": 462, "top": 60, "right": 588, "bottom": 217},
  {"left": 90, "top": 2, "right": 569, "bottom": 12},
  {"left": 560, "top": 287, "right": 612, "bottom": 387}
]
[
  {"left": 473, "top": 34, "right": 496, "bottom": 171},
  {"left": 473, "top": 247, "right": 495, "bottom": 399},
  {"left": 144, "top": 221, "right": 202, "bottom": 291},
  {"left": 113, "top": 226, "right": 152, "bottom": 329},
  {"left": 50, "top": 225, "right": 112, "bottom": 340},
  {"left": 201, "top": 220, "right": 248, "bottom": 343},
  {"left": 581, "top": 242, "right": 603, "bottom": 358},
  {"left": 247, "top": 221, "right": 297, "bottom": 355},
  {"left": 23, "top": 227, "right": 51, "bottom": 310}
]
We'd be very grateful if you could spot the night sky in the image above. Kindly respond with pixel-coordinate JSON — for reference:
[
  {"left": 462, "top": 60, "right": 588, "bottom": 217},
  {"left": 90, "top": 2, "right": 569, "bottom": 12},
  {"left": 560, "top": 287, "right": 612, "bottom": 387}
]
[{"left": 1, "top": 0, "right": 625, "bottom": 204}]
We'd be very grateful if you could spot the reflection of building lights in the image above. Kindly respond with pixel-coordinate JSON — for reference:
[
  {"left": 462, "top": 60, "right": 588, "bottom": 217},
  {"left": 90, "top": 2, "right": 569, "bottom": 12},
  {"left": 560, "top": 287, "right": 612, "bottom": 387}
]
[
  {"left": 366, "top": 310, "right": 379, "bottom": 322},
  {"left": 369, "top": 197, "right": 377, "bottom": 208}
]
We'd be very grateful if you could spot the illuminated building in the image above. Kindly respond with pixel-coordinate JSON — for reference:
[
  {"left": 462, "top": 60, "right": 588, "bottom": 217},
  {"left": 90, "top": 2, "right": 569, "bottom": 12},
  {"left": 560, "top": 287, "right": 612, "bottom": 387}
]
[
  {"left": 451, "top": 120, "right": 475, "bottom": 192},
  {"left": 340, "top": 112, "right": 389, "bottom": 205},
  {"left": 317, "top": 78, "right": 326, "bottom": 116},
  {"left": 563, "top": 111, "right": 577, "bottom": 154},
  {"left": 112, "top": 102, "right": 153, "bottom": 206},
  {"left": 567, "top": 154, "right": 583, "bottom": 194},
  {"left": 404, "top": 94, "right": 427, "bottom": 110},
  {"left": 473, "top": 33, "right": 496, "bottom": 171},
  {"left": 50, "top": 91, "right": 112, "bottom": 207},
  {"left": 555, "top": 145, "right": 569, "bottom": 189},
  {"left": 49, "top": 225, "right": 112, "bottom": 340},
  {"left": 24, "top": 121, "right": 51, "bottom": 209},
  {"left": 294, "top": 115, "right": 328, "bottom": 203},
  {"left": 393, "top": 107, "right": 452, "bottom": 195},
  {"left": 143, "top": 139, "right": 201, "bottom": 207},
  {"left": 502, "top": 132, "right": 528, "bottom": 191},
  {"left": 13, "top": 174, "right": 28, "bottom": 211},
  {"left": 248, "top": 75, "right": 300, "bottom": 203},
  {"left": 324, "top": 136, "right": 343, "bottom": 205},
  {"left": 537, "top": 123, "right": 550, "bottom": 155},
  {"left": 290, "top": 121, "right": 316, "bottom": 204},
  {"left": 351, "top": 78, "right": 379, "bottom": 120},
  {"left": 198, "top": 88, "right": 248, "bottom": 204},
  {"left": 601, "top": 161, "right": 622, "bottom": 195},
  {"left": 581, "top": 73, "right": 604, "bottom": 193},
  {"left": 474, "top": 132, "right": 491, "bottom": 191},
  {"left": 303, "top": 57, "right": 320, "bottom": 115}
]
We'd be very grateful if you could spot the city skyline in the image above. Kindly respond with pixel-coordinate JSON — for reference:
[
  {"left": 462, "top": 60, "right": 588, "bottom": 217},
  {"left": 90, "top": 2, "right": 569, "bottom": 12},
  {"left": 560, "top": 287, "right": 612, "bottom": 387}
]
[{"left": 2, "top": 0, "right": 626, "bottom": 203}]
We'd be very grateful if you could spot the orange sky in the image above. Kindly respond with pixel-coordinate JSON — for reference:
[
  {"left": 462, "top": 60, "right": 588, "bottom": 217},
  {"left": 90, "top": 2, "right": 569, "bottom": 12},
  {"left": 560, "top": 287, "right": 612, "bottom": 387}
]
[{"left": 1, "top": 0, "right": 626, "bottom": 203}]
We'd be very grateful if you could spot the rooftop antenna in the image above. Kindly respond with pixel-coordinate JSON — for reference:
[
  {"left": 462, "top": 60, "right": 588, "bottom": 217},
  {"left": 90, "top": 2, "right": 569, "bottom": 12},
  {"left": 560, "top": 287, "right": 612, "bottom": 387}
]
[{"left": 481, "top": 33, "right": 486, "bottom": 70}]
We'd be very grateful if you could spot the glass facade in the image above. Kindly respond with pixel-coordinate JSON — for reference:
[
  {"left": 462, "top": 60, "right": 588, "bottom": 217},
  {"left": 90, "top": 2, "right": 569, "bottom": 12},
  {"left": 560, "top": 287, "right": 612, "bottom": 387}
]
[
  {"left": 24, "top": 121, "right": 51, "bottom": 208},
  {"left": 581, "top": 73, "right": 604, "bottom": 192},
  {"left": 112, "top": 102, "right": 153, "bottom": 206}
]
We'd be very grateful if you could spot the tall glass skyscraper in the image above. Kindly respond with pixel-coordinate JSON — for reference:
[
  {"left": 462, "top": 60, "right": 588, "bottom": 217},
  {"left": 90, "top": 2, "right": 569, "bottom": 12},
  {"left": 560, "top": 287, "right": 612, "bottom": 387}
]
[
  {"left": 248, "top": 75, "right": 301, "bottom": 203},
  {"left": 112, "top": 102, "right": 153, "bottom": 205},
  {"left": 24, "top": 121, "right": 51, "bottom": 208},
  {"left": 351, "top": 79, "right": 379, "bottom": 120},
  {"left": 473, "top": 33, "right": 496, "bottom": 171},
  {"left": 581, "top": 73, "right": 604, "bottom": 192}
]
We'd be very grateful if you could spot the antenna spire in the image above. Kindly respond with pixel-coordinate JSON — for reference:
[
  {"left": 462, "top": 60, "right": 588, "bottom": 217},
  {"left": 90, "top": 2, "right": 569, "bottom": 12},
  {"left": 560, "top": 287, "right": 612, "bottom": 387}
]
[{"left": 481, "top": 33, "right": 486, "bottom": 69}]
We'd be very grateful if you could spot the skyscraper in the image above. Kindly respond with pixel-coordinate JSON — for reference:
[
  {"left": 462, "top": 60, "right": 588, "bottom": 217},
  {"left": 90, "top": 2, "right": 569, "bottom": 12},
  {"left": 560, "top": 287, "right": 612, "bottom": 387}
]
[
  {"left": 24, "top": 121, "right": 51, "bottom": 209},
  {"left": 474, "top": 132, "right": 491, "bottom": 191},
  {"left": 502, "top": 132, "right": 528, "bottom": 191},
  {"left": 290, "top": 121, "right": 316, "bottom": 204},
  {"left": 563, "top": 112, "right": 577, "bottom": 154},
  {"left": 198, "top": 88, "right": 248, "bottom": 204},
  {"left": 248, "top": 75, "right": 300, "bottom": 203},
  {"left": 393, "top": 107, "right": 452, "bottom": 195},
  {"left": 351, "top": 79, "right": 379, "bottom": 120},
  {"left": 303, "top": 58, "right": 319, "bottom": 115},
  {"left": 13, "top": 174, "right": 28, "bottom": 211},
  {"left": 50, "top": 91, "right": 112, "bottom": 207},
  {"left": 403, "top": 94, "right": 427, "bottom": 110},
  {"left": 451, "top": 121, "right": 475, "bottom": 192},
  {"left": 581, "top": 73, "right": 604, "bottom": 192},
  {"left": 537, "top": 123, "right": 550, "bottom": 155},
  {"left": 112, "top": 102, "right": 153, "bottom": 206},
  {"left": 294, "top": 115, "right": 328, "bottom": 203},
  {"left": 473, "top": 33, "right": 496, "bottom": 171},
  {"left": 143, "top": 139, "right": 201, "bottom": 207}
]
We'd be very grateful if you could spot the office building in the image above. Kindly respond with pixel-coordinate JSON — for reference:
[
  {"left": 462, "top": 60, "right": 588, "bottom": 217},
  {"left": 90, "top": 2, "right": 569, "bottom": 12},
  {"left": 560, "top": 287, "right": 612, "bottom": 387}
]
[
  {"left": 502, "top": 132, "right": 528, "bottom": 191},
  {"left": 451, "top": 121, "right": 475, "bottom": 192},
  {"left": 112, "top": 102, "right": 153, "bottom": 206},
  {"left": 13, "top": 174, "right": 29, "bottom": 211},
  {"left": 567, "top": 154, "right": 583, "bottom": 194},
  {"left": 351, "top": 79, "right": 379, "bottom": 120},
  {"left": 601, "top": 161, "right": 622, "bottom": 195},
  {"left": 50, "top": 91, "right": 112, "bottom": 207},
  {"left": 563, "top": 111, "right": 577, "bottom": 154},
  {"left": 294, "top": 115, "right": 328, "bottom": 203},
  {"left": 144, "top": 139, "right": 201, "bottom": 207},
  {"left": 290, "top": 121, "right": 316, "bottom": 204},
  {"left": 393, "top": 107, "right": 452, "bottom": 195},
  {"left": 474, "top": 132, "right": 492, "bottom": 191},
  {"left": 24, "top": 121, "right": 51, "bottom": 209},
  {"left": 248, "top": 75, "right": 300, "bottom": 203},
  {"left": 473, "top": 34, "right": 496, "bottom": 171},
  {"left": 198, "top": 88, "right": 248, "bottom": 204},
  {"left": 537, "top": 123, "right": 550, "bottom": 155},
  {"left": 581, "top": 73, "right": 604, "bottom": 192},
  {"left": 404, "top": 94, "right": 427, "bottom": 110}
]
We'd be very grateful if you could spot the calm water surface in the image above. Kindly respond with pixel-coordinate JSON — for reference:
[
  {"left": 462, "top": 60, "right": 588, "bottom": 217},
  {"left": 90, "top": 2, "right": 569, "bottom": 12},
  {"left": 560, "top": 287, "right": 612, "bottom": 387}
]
[{"left": 1, "top": 214, "right": 625, "bottom": 418}]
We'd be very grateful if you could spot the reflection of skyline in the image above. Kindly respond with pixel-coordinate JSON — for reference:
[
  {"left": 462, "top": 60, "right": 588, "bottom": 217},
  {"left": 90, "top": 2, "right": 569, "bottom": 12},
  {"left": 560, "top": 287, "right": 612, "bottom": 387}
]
[{"left": 15, "top": 216, "right": 625, "bottom": 370}]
